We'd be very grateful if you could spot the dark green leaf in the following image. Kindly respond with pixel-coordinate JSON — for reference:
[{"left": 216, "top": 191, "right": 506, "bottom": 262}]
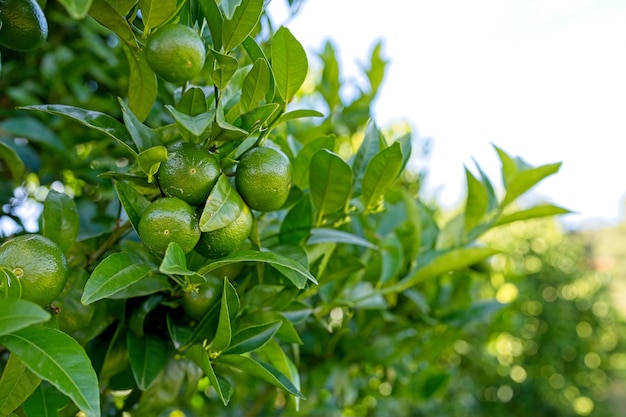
[
  {"left": 441, "top": 300, "right": 505, "bottom": 327},
  {"left": 0, "top": 141, "right": 25, "bottom": 180},
  {"left": 177, "top": 87, "right": 209, "bottom": 116},
  {"left": 200, "top": 0, "right": 223, "bottom": 50},
  {"left": 361, "top": 142, "right": 403, "bottom": 212},
  {"left": 309, "top": 149, "right": 353, "bottom": 218},
  {"left": 293, "top": 134, "right": 335, "bottom": 189},
  {"left": 197, "top": 250, "right": 317, "bottom": 288},
  {"left": 82, "top": 253, "right": 152, "bottom": 304},
  {"left": 113, "top": 180, "right": 151, "bottom": 232},
  {"left": 88, "top": 0, "right": 138, "bottom": 47},
  {"left": 108, "top": 274, "right": 171, "bottom": 300},
  {"left": 118, "top": 96, "right": 159, "bottom": 151},
  {"left": 122, "top": 46, "right": 158, "bottom": 122},
  {"left": 241, "top": 36, "right": 275, "bottom": 102},
  {"left": 0, "top": 299, "right": 50, "bottom": 336},
  {"left": 22, "top": 381, "right": 69, "bottom": 417},
  {"left": 127, "top": 331, "right": 169, "bottom": 390},
  {"left": 241, "top": 58, "right": 271, "bottom": 112},
  {"left": 199, "top": 174, "right": 244, "bottom": 233},
  {"left": 222, "top": 0, "right": 264, "bottom": 51},
  {"left": 41, "top": 189, "right": 80, "bottom": 253},
  {"left": 186, "top": 345, "right": 231, "bottom": 405},
  {"left": 494, "top": 204, "right": 572, "bottom": 226},
  {"left": 211, "top": 278, "right": 240, "bottom": 352},
  {"left": 0, "top": 354, "right": 41, "bottom": 417},
  {"left": 58, "top": 0, "right": 93, "bottom": 19},
  {"left": 224, "top": 321, "right": 281, "bottom": 355},
  {"left": 0, "top": 117, "right": 64, "bottom": 154},
  {"left": 0, "top": 326, "right": 100, "bottom": 417},
  {"left": 235, "top": 103, "right": 281, "bottom": 133},
  {"left": 257, "top": 340, "right": 301, "bottom": 409},
  {"left": 218, "top": 354, "right": 305, "bottom": 399},
  {"left": 271, "top": 26, "right": 308, "bottom": 102},
  {"left": 279, "top": 195, "right": 313, "bottom": 245}
]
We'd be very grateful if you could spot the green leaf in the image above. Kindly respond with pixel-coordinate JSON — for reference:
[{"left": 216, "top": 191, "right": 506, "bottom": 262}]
[
  {"left": 0, "top": 117, "right": 65, "bottom": 154},
  {"left": 0, "top": 354, "right": 42, "bottom": 417},
  {"left": 257, "top": 339, "right": 301, "bottom": 410},
  {"left": 118, "top": 97, "right": 159, "bottom": 151},
  {"left": 186, "top": 345, "right": 231, "bottom": 405},
  {"left": 127, "top": 331, "right": 169, "bottom": 390},
  {"left": 388, "top": 247, "right": 500, "bottom": 293},
  {"left": 199, "top": 174, "right": 244, "bottom": 233},
  {"left": 380, "top": 233, "right": 404, "bottom": 284},
  {"left": 41, "top": 189, "right": 80, "bottom": 253},
  {"left": 0, "top": 326, "right": 100, "bottom": 417},
  {"left": 22, "top": 381, "right": 69, "bottom": 417},
  {"left": 177, "top": 87, "right": 209, "bottom": 116},
  {"left": 208, "top": 49, "right": 239, "bottom": 89},
  {"left": 279, "top": 195, "right": 313, "bottom": 245},
  {"left": 59, "top": 0, "right": 93, "bottom": 19},
  {"left": 160, "top": 242, "right": 197, "bottom": 276},
  {"left": 122, "top": 46, "right": 158, "bottom": 122},
  {"left": 165, "top": 105, "right": 214, "bottom": 141},
  {"left": 365, "top": 41, "right": 388, "bottom": 96},
  {"left": 197, "top": 250, "right": 317, "bottom": 288},
  {"left": 309, "top": 149, "right": 353, "bottom": 218},
  {"left": 292, "top": 135, "right": 335, "bottom": 189},
  {"left": 277, "top": 109, "right": 324, "bottom": 124},
  {"left": 82, "top": 253, "right": 152, "bottom": 304},
  {"left": 88, "top": 0, "right": 138, "bottom": 47},
  {"left": 137, "top": 145, "right": 168, "bottom": 183},
  {"left": 0, "top": 299, "right": 50, "bottom": 337},
  {"left": 139, "top": 0, "right": 176, "bottom": 33},
  {"left": 241, "top": 36, "right": 275, "bottom": 102},
  {"left": 494, "top": 204, "right": 572, "bottom": 226},
  {"left": 0, "top": 141, "right": 25, "bottom": 180},
  {"left": 224, "top": 321, "right": 282, "bottom": 355},
  {"left": 21, "top": 104, "right": 137, "bottom": 157},
  {"left": 0, "top": 268, "right": 22, "bottom": 299},
  {"left": 352, "top": 120, "right": 385, "bottom": 195},
  {"left": 113, "top": 180, "right": 151, "bottom": 232},
  {"left": 307, "top": 228, "right": 378, "bottom": 250},
  {"left": 218, "top": 354, "right": 305, "bottom": 399},
  {"left": 361, "top": 142, "right": 403, "bottom": 212},
  {"left": 235, "top": 103, "right": 281, "bottom": 133},
  {"left": 200, "top": 0, "right": 223, "bottom": 50},
  {"left": 222, "top": 0, "right": 264, "bottom": 51},
  {"left": 241, "top": 58, "right": 271, "bottom": 112},
  {"left": 271, "top": 26, "right": 308, "bottom": 102},
  {"left": 464, "top": 167, "right": 489, "bottom": 234},
  {"left": 211, "top": 278, "right": 240, "bottom": 352},
  {"left": 109, "top": 274, "right": 171, "bottom": 300}
]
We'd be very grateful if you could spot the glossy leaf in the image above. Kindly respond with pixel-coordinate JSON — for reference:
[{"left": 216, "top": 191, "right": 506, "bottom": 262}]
[
  {"left": 241, "top": 58, "right": 271, "bottom": 112},
  {"left": 361, "top": 142, "right": 403, "bottom": 212},
  {"left": 258, "top": 340, "right": 302, "bottom": 410},
  {"left": 22, "top": 104, "right": 137, "bottom": 156},
  {"left": 127, "top": 331, "right": 169, "bottom": 390},
  {"left": 241, "top": 36, "right": 275, "bottom": 102},
  {"left": 0, "top": 354, "right": 41, "bottom": 417},
  {"left": 41, "top": 189, "right": 80, "bottom": 253},
  {"left": 137, "top": 145, "right": 168, "bottom": 183},
  {"left": 119, "top": 95, "right": 159, "bottom": 151},
  {"left": 0, "top": 268, "right": 22, "bottom": 300},
  {"left": 272, "top": 26, "right": 308, "bottom": 102},
  {"left": 82, "top": 253, "right": 152, "bottom": 304},
  {"left": 209, "top": 49, "right": 239, "bottom": 89},
  {"left": 139, "top": 0, "right": 176, "bottom": 33},
  {"left": 309, "top": 149, "right": 353, "bottom": 218},
  {"left": 464, "top": 167, "right": 489, "bottom": 234},
  {"left": 279, "top": 195, "right": 313, "bottom": 245},
  {"left": 199, "top": 174, "right": 244, "bottom": 233},
  {"left": 222, "top": 0, "right": 264, "bottom": 51},
  {"left": 109, "top": 274, "right": 171, "bottom": 300},
  {"left": 307, "top": 228, "right": 378, "bottom": 250},
  {"left": 388, "top": 247, "right": 500, "bottom": 293},
  {"left": 58, "top": 0, "right": 92, "bottom": 19},
  {"left": 177, "top": 87, "right": 209, "bottom": 116},
  {"left": 22, "top": 382, "right": 69, "bottom": 417},
  {"left": 218, "top": 354, "right": 305, "bottom": 399},
  {"left": 211, "top": 278, "right": 240, "bottom": 352},
  {"left": 113, "top": 180, "right": 151, "bottom": 232},
  {"left": 0, "top": 141, "right": 25, "bottom": 180},
  {"left": 0, "top": 299, "right": 50, "bottom": 336},
  {"left": 122, "top": 46, "right": 158, "bottom": 122},
  {"left": 201, "top": 0, "right": 223, "bottom": 50},
  {"left": 197, "top": 250, "right": 317, "bottom": 288},
  {"left": 224, "top": 321, "right": 282, "bottom": 355},
  {"left": 88, "top": 0, "right": 138, "bottom": 47},
  {"left": 293, "top": 134, "right": 335, "bottom": 189},
  {"left": 494, "top": 204, "right": 572, "bottom": 227},
  {"left": 160, "top": 242, "right": 196, "bottom": 276},
  {"left": 235, "top": 103, "right": 281, "bottom": 133},
  {"left": 0, "top": 326, "right": 100, "bottom": 417},
  {"left": 186, "top": 345, "right": 231, "bottom": 405},
  {"left": 165, "top": 105, "right": 214, "bottom": 141}
]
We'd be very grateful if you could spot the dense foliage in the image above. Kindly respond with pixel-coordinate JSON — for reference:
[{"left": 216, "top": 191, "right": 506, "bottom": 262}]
[{"left": 1, "top": 1, "right": 623, "bottom": 416}]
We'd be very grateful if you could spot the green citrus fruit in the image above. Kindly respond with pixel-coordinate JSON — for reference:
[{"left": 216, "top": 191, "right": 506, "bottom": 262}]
[
  {"left": 0, "top": 0, "right": 48, "bottom": 51},
  {"left": 145, "top": 24, "right": 206, "bottom": 84},
  {"left": 0, "top": 234, "right": 67, "bottom": 306},
  {"left": 195, "top": 204, "right": 253, "bottom": 259},
  {"left": 157, "top": 142, "right": 221, "bottom": 206},
  {"left": 181, "top": 276, "right": 223, "bottom": 321},
  {"left": 138, "top": 197, "right": 201, "bottom": 254},
  {"left": 235, "top": 147, "right": 292, "bottom": 212}
]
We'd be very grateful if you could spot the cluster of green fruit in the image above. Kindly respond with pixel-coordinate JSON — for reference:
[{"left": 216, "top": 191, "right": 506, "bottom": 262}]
[
  {"left": 137, "top": 141, "right": 292, "bottom": 260},
  {"left": 0, "top": 0, "right": 48, "bottom": 52}
]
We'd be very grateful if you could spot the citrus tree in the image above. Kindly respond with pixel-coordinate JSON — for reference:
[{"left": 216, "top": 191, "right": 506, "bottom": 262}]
[{"left": 0, "top": 1, "right": 571, "bottom": 416}]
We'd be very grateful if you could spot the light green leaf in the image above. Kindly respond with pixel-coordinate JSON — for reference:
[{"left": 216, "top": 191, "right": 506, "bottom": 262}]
[
  {"left": 235, "top": 103, "right": 281, "bottom": 133},
  {"left": 292, "top": 135, "right": 335, "bottom": 189},
  {"left": 307, "top": 228, "right": 378, "bottom": 250},
  {"left": 502, "top": 162, "right": 562, "bottom": 207},
  {"left": 494, "top": 204, "right": 572, "bottom": 226},
  {"left": 177, "top": 87, "right": 209, "bottom": 116},
  {"left": 218, "top": 354, "right": 305, "bottom": 399},
  {"left": 0, "top": 354, "right": 42, "bottom": 417},
  {"left": 0, "top": 268, "right": 22, "bottom": 300},
  {"left": 309, "top": 149, "right": 353, "bottom": 218},
  {"left": 464, "top": 167, "right": 489, "bottom": 233},
  {"left": 0, "top": 299, "right": 50, "bottom": 337},
  {"left": 137, "top": 145, "right": 168, "bottom": 183},
  {"left": 199, "top": 175, "right": 244, "bottom": 233},
  {"left": 41, "top": 189, "right": 80, "bottom": 253},
  {"left": 352, "top": 120, "right": 385, "bottom": 196},
  {"left": 113, "top": 180, "right": 151, "bottom": 232},
  {"left": 127, "top": 331, "right": 169, "bottom": 390},
  {"left": 122, "top": 46, "right": 158, "bottom": 123},
  {"left": 271, "top": 26, "right": 308, "bottom": 102},
  {"left": 0, "top": 327, "right": 100, "bottom": 417},
  {"left": 277, "top": 109, "right": 324, "bottom": 124},
  {"left": 361, "top": 142, "right": 403, "bottom": 212},
  {"left": 222, "top": 0, "right": 264, "bottom": 51},
  {"left": 200, "top": 0, "right": 223, "bottom": 50},
  {"left": 257, "top": 339, "right": 301, "bottom": 410},
  {"left": 241, "top": 58, "right": 271, "bottom": 112},
  {"left": 82, "top": 253, "right": 152, "bottom": 304},
  {"left": 59, "top": 0, "right": 93, "bottom": 19},
  {"left": 118, "top": 97, "right": 159, "bottom": 151},
  {"left": 139, "top": 0, "right": 176, "bottom": 32},
  {"left": 186, "top": 345, "right": 231, "bottom": 405},
  {"left": 88, "top": 0, "right": 137, "bottom": 47},
  {"left": 208, "top": 49, "right": 239, "bottom": 89},
  {"left": 165, "top": 105, "right": 214, "bottom": 141},
  {"left": 197, "top": 250, "right": 317, "bottom": 288},
  {"left": 211, "top": 278, "right": 240, "bottom": 352}
]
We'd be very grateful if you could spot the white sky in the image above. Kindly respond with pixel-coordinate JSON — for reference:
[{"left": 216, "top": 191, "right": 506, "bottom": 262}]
[{"left": 267, "top": 0, "right": 626, "bottom": 228}]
